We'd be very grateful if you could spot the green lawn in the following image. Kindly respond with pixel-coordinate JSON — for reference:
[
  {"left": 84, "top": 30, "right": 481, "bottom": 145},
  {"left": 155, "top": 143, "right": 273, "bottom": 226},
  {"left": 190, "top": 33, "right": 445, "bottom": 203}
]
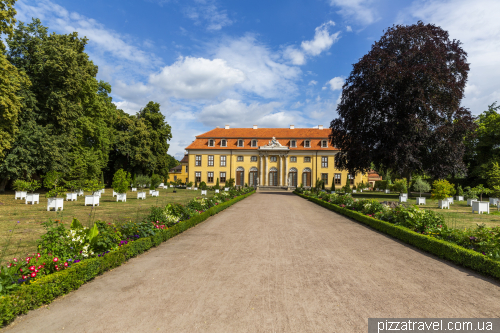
[
  {"left": 352, "top": 192, "right": 500, "bottom": 229},
  {"left": 0, "top": 187, "right": 213, "bottom": 262}
]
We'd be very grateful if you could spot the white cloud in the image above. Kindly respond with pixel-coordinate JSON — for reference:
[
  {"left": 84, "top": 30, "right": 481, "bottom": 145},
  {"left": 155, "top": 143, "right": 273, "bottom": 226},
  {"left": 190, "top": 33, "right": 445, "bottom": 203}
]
[
  {"left": 405, "top": 0, "right": 500, "bottom": 115},
  {"left": 213, "top": 35, "right": 301, "bottom": 99},
  {"left": 183, "top": 0, "right": 232, "bottom": 31},
  {"left": 346, "top": 26, "right": 352, "bottom": 32},
  {"left": 328, "top": 0, "right": 378, "bottom": 25},
  {"left": 283, "top": 46, "right": 306, "bottom": 65},
  {"left": 309, "top": 80, "right": 318, "bottom": 86},
  {"left": 327, "top": 76, "right": 344, "bottom": 91},
  {"left": 301, "top": 21, "right": 340, "bottom": 56},
  {"left": 198, "top": 99, "right": 301, "bottom": 128},
  {"left": 149, "top": 56, "right": 245, "bottom": 99}
]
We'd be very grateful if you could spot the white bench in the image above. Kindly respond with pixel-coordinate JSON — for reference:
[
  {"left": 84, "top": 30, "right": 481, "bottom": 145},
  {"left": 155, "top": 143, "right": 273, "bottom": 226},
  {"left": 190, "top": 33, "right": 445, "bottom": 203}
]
[
  {"left": 116, "top": 193, "right": 127, "bottom": 202},
  {"left": 137, "top": 192, "right": 146, "bottom": 200},
  {"left": 472, "top": 201, "right": 489, "bottom": 214},
  {"left": 416, "top": 197, "right": 426, "bottom": 205},
  {"left": 47, "top": 197, "right": 64, "bottom": 211},
  {"left": 85, "top": 195, "right": 99, "bottom": 206},
  {"left": 15, "top": 191, "right": 27, "bottom": 200},
  {"left": 25, "top": 193, "right": 39, "bottom": 204},
  {"left": 66, "top": 193, "right": 77, "bottom": 201}
]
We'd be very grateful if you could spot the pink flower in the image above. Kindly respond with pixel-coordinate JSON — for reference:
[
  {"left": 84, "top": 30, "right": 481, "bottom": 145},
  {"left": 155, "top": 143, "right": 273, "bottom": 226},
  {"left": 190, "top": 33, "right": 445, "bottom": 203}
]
[
  {"left": 55, "top": 265, "right": 58, "bottom": 268},
  {"left": 64, "top": 262, "right": 68, "bottom": 267},
  {"left": 53, "top": 257, "right": 59, "bottom": 263},
  {"left": 35, "top": 269, "right": 39, "bottom": 273},
  {"left": 37, "top": 253, "right": 41, "bottom": 258},
  {"left": 13, "top": 258, "right": 17, "bottom": 262},
  {"left": 22, "top": 275, "right": 27, "bottom": 279},
  {"left": 30, "top": 272, "right": 36, "bottom": 278},
  {"left": 7, "top": 263, "right": 11, "bottom": 268},
  {"left": 38, "top": 265, "right": 42, "bottom": 269},
  {"left": 19, "top": 268, "right": 23, "bottom": 272},
  {"left": 56, "top": 267, "right": 60, "bottom": 271},
  {"left": 29, "top": 265, "right": 35, "bottom": 271}
]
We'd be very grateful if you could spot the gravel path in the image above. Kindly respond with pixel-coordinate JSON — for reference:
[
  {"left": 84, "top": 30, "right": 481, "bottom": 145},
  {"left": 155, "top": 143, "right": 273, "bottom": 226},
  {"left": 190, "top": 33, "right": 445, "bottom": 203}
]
[{"left": 4, "top": 190, "right": 500, "bottom": 332}]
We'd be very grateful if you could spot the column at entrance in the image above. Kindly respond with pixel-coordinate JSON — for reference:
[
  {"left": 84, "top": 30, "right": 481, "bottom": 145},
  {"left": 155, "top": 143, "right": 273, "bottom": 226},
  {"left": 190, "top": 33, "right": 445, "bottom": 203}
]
[
  {"left": 279, "top": 155, "right": 283, "bottom": 186},
  {"left": 259, "top": 154, "right": 263, "bottom": 186},
  {"left": 266, "top": 155, "right": 269, "bottom": 186},
  {"left": 285, "top": 155, "right": 288, "bottom": 187}
]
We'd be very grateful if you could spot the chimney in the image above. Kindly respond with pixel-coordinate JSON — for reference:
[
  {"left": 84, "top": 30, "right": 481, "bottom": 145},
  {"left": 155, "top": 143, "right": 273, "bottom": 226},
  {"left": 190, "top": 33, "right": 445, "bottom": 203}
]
[
  {"left": 216, "top": 126, "right": 219, "bottom": 128},
  {"left": 225, "top": 125, "right": 230, "bottom": 129},
  {"left": 290, "top": 125, "right": 295, "bottom": 129},
  {"left": 253, "top": 125, "right": 258, "bottom": 129},
  {"left": 318, "top": 125, "right": 324, "bottom": 130}
]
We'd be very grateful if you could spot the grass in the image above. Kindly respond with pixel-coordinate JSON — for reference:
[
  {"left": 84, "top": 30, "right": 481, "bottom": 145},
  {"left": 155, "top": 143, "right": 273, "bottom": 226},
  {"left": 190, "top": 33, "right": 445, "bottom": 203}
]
[
  {"left": 0, "top": 187, "right": 214, "bottom": 263},
  {"left": 351, "top": 192, "right": 500, "bottom": 229}
]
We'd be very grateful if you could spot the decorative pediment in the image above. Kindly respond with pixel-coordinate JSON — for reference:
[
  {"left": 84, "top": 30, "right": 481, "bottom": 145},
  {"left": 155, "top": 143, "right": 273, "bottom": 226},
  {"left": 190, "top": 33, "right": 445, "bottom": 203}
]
[{"left": 259, "top": 137, "right": 289, "bottom": 151}]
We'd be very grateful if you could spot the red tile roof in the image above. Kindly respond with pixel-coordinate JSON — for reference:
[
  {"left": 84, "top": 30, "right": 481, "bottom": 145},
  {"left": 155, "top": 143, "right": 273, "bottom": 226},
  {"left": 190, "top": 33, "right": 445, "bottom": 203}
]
[{"left": 180, "top": 155, "right": 189, "bottom": 163}]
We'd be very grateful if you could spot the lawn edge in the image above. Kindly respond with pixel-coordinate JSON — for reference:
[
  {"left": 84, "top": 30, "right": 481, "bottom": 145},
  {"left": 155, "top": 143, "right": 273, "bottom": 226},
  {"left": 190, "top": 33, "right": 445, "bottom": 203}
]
[
  {"left": 294, "top": 191, "right": 500, "bottom": 282},
  {"left": 0, "top": 190, "right": 255, "bottom": 326}
]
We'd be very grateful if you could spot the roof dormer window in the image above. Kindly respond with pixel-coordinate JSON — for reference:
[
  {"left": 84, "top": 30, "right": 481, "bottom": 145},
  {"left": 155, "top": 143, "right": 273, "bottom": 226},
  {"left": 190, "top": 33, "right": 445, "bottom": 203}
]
[
  {"left": 221, "top": 139, "right": 227, "bottom": 147},
  {"left": 251, "top": 139, "right": 257, "bottom": 147},
  {"left": 322, "top": 140, "right": 328, "bottom": 148},
  {"left": 304, "top": 140, "right": 310, "bottom": 148},
  {"left": 238, "top": 139, "right": 244, "bottom": 147},
  {"left": 208, "top": 139, "right": 215, "bottom": 147},
  {"left": 290, "top": 140, "right": 296, "bottom": 148}
]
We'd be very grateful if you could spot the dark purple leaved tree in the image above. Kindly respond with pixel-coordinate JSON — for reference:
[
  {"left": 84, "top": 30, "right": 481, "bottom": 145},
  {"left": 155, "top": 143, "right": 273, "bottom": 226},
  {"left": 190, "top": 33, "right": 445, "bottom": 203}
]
[{"left": 329, "top": 21, "right": 476, "bottom": 195}]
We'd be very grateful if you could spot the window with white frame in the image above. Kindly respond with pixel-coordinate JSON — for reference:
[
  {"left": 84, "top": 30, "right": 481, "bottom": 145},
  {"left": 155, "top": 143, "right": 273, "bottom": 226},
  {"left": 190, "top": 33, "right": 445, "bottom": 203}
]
[
  {"left": 195, "top": 155, "right": 201, "bottom": 166},
  {"left": 238, "top": 139, "right": 244, "bottom": 147},
  {"left": 208, "top": 155, "right": 214, "bottom": 166},
  {"left": 290, "top": 140, "right": 296, "bottom": 148},
  {"left": 322, "top": 140, "right": 328, "bottom": 148},
  {"left": 251, "top": 156, "right": 257, "bottom": 162},
  {"left": 221, "top": 139, "right": 227, "bottom": 147},
  {"left": 208, "top": 139, "right": 215, "bottom": 147},
  {"left": 195, "top": 172, "right": 201, "bottom": 183},
  {"left": 290, "top": 156, "right": 297, "bottom": 162},
  {"left": 220, "top": 155, "right": 226, "bottom": 167},
  {"left": 304, "top": 140, "right": 310, "bottom": 148},
  {"left": 251, "top": 140, "right": 257, "bottom": 147},
  {"left": 237, "top": 156, "right": 243, "bottom": 162}
]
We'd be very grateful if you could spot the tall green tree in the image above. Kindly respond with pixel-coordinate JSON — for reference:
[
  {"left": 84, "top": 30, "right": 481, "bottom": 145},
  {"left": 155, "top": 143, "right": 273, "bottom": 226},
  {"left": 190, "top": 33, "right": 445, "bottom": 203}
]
[{"left": 329, "top": 21, "right": 476, "bottom": 196}]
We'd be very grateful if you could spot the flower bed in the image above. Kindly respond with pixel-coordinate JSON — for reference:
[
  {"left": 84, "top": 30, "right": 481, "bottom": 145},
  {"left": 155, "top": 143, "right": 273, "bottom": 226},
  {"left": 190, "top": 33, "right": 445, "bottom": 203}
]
[
  {"left": 294, "top": 189, "right": 500, "bottom": 281},
  {"left": 0, "top": 188, "right": 254, "bottom": 326}
]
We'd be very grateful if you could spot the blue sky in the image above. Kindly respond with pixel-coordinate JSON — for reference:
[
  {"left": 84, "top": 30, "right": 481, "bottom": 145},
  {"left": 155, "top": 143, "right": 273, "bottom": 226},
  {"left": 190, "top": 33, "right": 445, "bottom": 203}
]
[{"left": 15, "top": 0, "right": 500, "bottom": 159}]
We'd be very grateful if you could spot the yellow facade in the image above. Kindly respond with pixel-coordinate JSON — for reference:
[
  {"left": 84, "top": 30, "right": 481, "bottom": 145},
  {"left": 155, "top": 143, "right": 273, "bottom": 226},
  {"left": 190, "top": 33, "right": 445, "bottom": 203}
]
[{"left": 168, "top": 157, "right": 189, "bottom": 183}]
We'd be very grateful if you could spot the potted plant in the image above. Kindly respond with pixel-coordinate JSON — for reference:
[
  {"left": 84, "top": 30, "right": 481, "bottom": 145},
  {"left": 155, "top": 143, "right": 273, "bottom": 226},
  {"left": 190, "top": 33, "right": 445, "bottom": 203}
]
[
  {"left": 455, "top": 185, "right": 464, "bottom": 201},
  {"left": 84, "top": 178, "right": 103, "bottom": 206},
  {"left": 473, "top": 184, "right": 490, "bottom": 202},
  {"left": 12, "top": 179, "right": 29, "bottom": 200},
  {"left": 431, "top": 179, "right": 454, "bottom": 209},
  {"left": 65, "top": 180, "right": 80, "bottom": 201},
  {"left": 112, "top": 169, "right": 131, "bottom": 202},
  {"left": 412, "top": 177, "right": 430, "bottom": 205},
  {"left": 25, "top": 179, "right": 41, "bottom": 204},
  {"left": 464, "top": 186, "right": 479, "bottom": 206},
  {"left": 392, "top": 179, "right": 408, "bottom": 202},
  {"left": 135, "top": 174, "right": 150, "bottom": 199},
  {"left": 186, "top": 181, "right": 193, "bottom": 189},
  {"left": 150, "top": 174, "right": 161, "bottom": 197},
  {"left": 352, "top": 184, "right": 357, "bottom": 193},
  {"left": 44, "top": 171, "right": 66, "bottom": 211}
]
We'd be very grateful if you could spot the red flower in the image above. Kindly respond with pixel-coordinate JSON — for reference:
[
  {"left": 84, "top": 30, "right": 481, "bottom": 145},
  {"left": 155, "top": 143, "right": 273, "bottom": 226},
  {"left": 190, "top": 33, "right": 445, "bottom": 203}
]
[
  {"left": 64, "top": 262, "right": 68, "bottom": 267},
  {"left": 7, "top": 264, "right": 11, "bottom": 268},
  {"left": 37, "top": 253, "right": 41, "bottom": 258},
  {"left": 56, "top": 267, "right": 59, "bottom": 271},
  {"left": 19, "top": 268, "right": 23, "bottom": 272},
  {"left": 53, "top": 257, "right": 59, "bottom": 263},
  {"left": 55, "top": 265, "right": 58, "bottom": 268},
  {"left": 29, "top": 265, "right": 35, "bottom": 271},
  {"left": 35, "top": 269, "right": 39, "bottom": 273},
  {"left": 22, "top": 275, "right": 27, "bottom": 279},
  {"left": 30, "top": 272, "right": 36, "bottom": 278},
  {"left": 38, "top": 265, "right": 42, "bottom": 269},
  {"left": 13, "top": 258, "right": 17, "bottom": 262}
]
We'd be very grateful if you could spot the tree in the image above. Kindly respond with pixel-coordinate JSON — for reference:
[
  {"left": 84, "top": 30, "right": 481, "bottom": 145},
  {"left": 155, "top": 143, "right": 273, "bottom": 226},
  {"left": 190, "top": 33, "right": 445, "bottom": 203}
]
[
  {"left": 112, "top": 169, "right": 131, "bottom": 194},
  {"left": 214, "top": 178, "right": 220, "bottom": 190},
  {"left": 150, "top": 174, "right": 161, "bottom": 190},
  {"left": 431, "top": 179, "right": 455, "bottom": 201},
  {"left": 329, "top": 21, "right": 476, "bottom": 197},
  {"left": 392, "top": 179, "right": 408, "bottom": 194},
  {"left": 43, "top": 170, "right": 66, "bottom": 198},
  {"left": 485, "top": 161, "right": 500, "bottom": 189},
  {"left": 473, "top": 184, "right": 490, "bottom": 202},
  {"left": 412, "top": 177, "right": 430, "bottom": 197}
]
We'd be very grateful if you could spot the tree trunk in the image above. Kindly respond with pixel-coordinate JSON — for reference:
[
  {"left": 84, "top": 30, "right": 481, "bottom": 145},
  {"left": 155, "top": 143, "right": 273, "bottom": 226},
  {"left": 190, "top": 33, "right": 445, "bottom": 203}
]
[{"left": 0, "top": 177, "right": 9, "bottom": 193}]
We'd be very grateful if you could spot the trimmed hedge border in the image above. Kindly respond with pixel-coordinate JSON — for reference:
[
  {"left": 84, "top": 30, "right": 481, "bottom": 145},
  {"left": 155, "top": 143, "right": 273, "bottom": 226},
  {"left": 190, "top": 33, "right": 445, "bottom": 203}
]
[
  {"left": 0, "top": 190, "right": 255, "bottom": 326},
  {"left": 294, "top": 191, "right": 500, "bottom": 281}
]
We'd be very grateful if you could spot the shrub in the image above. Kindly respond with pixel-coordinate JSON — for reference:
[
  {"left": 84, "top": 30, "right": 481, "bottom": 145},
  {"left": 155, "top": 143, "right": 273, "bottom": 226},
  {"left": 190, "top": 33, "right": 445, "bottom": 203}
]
[
  {"left": 431, "top": 179, "right": 455, "bottom": 200},
  {"left": 43, "top": 171, "right": 66, "bottom": 198},
  {"left": 84, "top": 178, "right": 103, "bottom": 195},
  {"left": 456, "top": 184, "right": 464, "bottom": 197},
  {"left": 392, "top": 179, "right": 407, "bottom": 194},
  {"left": 187, "top": 181, "right": 193, "bottom": 188},
  {"left": 112, "top": 169, "right": 131, "bottom": 194},
  {"left": 226, "top": 178, "right": 235, "bottom": 187},
  {"left": 91, "top": 221, "right": 122, "bottom": 254},
  {"left": 413, "top": 177, "right": 430, "bottom": 197},
  {"left": 199, "top": 181, "right": 207, "bottom": 190},
  {"left": 135, "top": 174, "right": 150, "bottom": 189},
  {"left": 12, "top": 180, "right": 30, "bottom": 191},
  {"left": 150, "top": 174, "right": 162, "bottom": 190}
]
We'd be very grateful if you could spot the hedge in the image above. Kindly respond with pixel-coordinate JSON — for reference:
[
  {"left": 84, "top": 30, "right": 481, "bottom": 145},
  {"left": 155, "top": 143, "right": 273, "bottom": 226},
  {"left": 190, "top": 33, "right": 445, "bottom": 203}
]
[
  {"left": 0, "top": 190, "right": 255, "bottom": 326},
  {"left": 294, "top": 191, "right": 500, "bottom": 281}
]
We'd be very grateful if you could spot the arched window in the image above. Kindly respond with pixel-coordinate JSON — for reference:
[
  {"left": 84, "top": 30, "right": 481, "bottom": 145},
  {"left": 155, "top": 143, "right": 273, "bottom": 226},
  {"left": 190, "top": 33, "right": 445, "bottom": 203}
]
[
  {"left": 302, "top": 168, "right": 312, "bottom": 187},
  {"left": 249, "top": 167, "right": 258, "bottom": 186},
  {"left": 269, "top": 167, "right": 278, "bottom": 186},
  {"left": 236, "top": 167, "right": 244, "bottom": 186},
  {"left": 288, "top": 168, "right": 298, "bottom": 187}
]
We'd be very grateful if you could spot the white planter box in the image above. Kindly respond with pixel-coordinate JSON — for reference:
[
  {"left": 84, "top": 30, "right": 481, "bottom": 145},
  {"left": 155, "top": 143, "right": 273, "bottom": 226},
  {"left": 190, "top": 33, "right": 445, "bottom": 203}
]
[
  {"left": 151, "top": 190, "right": 159, "bottom": 197},
  {"left": 66, "top": 193, "right": 78, "bottom": 201},
  {"left": 472, "top": 201, "right": 489, "bottom": 214},
  {"left": 116, "top": 193, "right": 127, "bottom": 202},
  {"left": 201, "top": 190, "right": 207, "bottom": 196},
  {"left": 224, "top": 187, "right": 229, "bottom": 191},
  {"left": 215, "top": 189, "right": 219, "bottom": 193},
  {"left": 352, "top": 190, "right": 357, "bottom": 193},
  {"left": 467, "top": 199, "right": 478, "bottom": 206},
  {"left": 159, "top": 183, "right": 164, "bottom": 188},
  {"left": 77, "top": 189, "right": 84, "bottom": 196},
  {"left": 91, "top": 191, "right": 101, "bottom": 198},
  {"left": 416, "top": 197, "right": 426, "bottom": 205},
  {"left": 399, "top": 195, "right": 407, "bottom": 203},
  {"left": 193, "top": 187, "right": 198, "bottom": 190},
  {"left": 113, "top": 190, "right": 117, "bottom": 197},
  {"left": 25, "top": 193, "right": 39, "bottom": 204},
  {"left": 447, "top": 197, "right": 454, "bottom": 205},
  {"left": 384, "top": 189, "right": 390, "bottom": 194},
  {"left": 455, "top": 196, "right": 464, "bottom": 201},
  {"left": 489, "top": 198, "right": 499, "bottom": 206},
  {"left": 15, "top": 191, "right": 27, "bottom": 200},
  {"left": 100, "top": 189, "right": 105, "bottom": 193},
  {"left": 149, "top": 190, "right": 154, "bottom": 195},
  {"left": 359, "top": 189, "right": 363, "bottom": 192},
  {"left": 85, "top": 195, "right": 100, "bottom": 206},
  {"left": 131, "top": 187, "right": 137, "bottom": 192},
  {"left": 47, "top": 197, "right": 64, "bottom": 211},
  {"left": 137, "top": 192, "right": 146, "bottom": 200},
  {"left": 170, "top": 185, "right": 174, "bottom": 188},
  {"left": 438, "top": 199, "right": 450, "bottom": 209},
  {"left": 400, "top": 193, "right": 408, "bottom": 198}
]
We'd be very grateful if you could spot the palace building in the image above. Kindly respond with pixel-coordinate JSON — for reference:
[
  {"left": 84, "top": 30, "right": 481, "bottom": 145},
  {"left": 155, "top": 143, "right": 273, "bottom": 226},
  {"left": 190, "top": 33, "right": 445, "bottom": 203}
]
[{"left": 185, "top": 125, "right": 368, "bottom": 189}]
